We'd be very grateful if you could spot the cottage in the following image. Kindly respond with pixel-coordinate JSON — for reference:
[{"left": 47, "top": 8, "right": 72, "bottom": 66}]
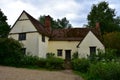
[{"left": 9, "top": 11, "right": 104, "bottom": 60}]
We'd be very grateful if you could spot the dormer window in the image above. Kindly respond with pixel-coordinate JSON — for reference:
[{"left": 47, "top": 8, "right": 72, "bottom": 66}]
[
  {"left": 19, "top": 33, "right": 26, "bottom": 40},
  {"left": 42, "top": 34, "right": 45, "bottom": 42}
]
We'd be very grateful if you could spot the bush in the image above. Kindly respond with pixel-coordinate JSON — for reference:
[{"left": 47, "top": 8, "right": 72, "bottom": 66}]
[
  {"left": 87, "top": 48, "right": 117, "bottom": 63},
  {"left": 72, "top": 58, "right": 90, "bottom": 73},
  {"left": 46, "top": 57, "right": 64, "bottom": 70},
  {"left": 20, "top": 55, "right": 40, "bottom": 67},
  {"left": 72, "top": 52, "right": 78, "bottom": 59},
  {"left": 0, "top": 38, "right": 23, "bottom": 66},
  {"left": 46, "top": 53, "right": 55, "bottom": 58},
  {"left": 36, "top": 58, "right": 46, "bottom": 68},
  {"left": 88, "top": 62, "right": 120, "bottom": 80},
  {"left": 104, "top": 48, "right": 117, "bottom": 61}
]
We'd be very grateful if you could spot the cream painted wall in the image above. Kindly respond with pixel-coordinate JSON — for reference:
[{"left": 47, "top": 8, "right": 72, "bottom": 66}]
[
  {"left": 38, "top": 35, "right": 49, "bottom": 58},
  {"left": 9, "top": 32, "right": 40, "bottom": 56},
  {"left": 10, "top": 13, "right": 37, "bottom": 33},
  {"left": 9, "top": 12, "right": 50, "bottom": 58},
  {"left": 78, "top": 31, "right": 105, "bottom": 58},
  {"left": 47, "top": 41, "right": 79, "bottom": 59}
]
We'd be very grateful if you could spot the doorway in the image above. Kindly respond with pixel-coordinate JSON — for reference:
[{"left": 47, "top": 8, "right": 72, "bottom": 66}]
[{"left": 65, "top": 50, "right": 71, "bottom": 60}]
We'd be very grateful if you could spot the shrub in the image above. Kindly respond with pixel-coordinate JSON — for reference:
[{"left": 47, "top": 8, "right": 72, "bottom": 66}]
[
  {"left": 87, "top": 48, "right": 117, "bottom": 63},
  {"left": 36, "top": 58, "right": 46, "bottom": 68},
  {"left": 0, "top": 38, "right": 23, "bottom": 66},
  {"left": 72, "top": 52, "right": 78, "bottom": 59},
  {"left": 104, "top": 48, "right": 117, "bottom": 61},
  {"left": 71, "top": 58, "right": 90, "bottom": 73},
  {"left": 20, "top": 55, "right": 39, "bottom": 67},
  {"left": 103, "top": 32, "right": 120, "bottom": 56},
  {"left": 88, "top": 62, "right": 120, "bottom": 80},
  {"left": 46, "top": 57, "right": 64, "bottom": 70},
  {"left": 46, "top": 53, "right": 55, "bottom": 58}
]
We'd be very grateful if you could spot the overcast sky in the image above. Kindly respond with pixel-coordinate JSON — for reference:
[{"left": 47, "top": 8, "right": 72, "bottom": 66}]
[{"left": 0, "top": 0, "right": 120, "bottom": 27}]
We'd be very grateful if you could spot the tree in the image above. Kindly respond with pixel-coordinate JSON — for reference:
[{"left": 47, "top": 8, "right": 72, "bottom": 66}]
[
  {"left": 39, "top": 15, "right": 72, "bottom": 29},
  {"left": 103, "top": 32, "right": 120, "bottom": 56},
  {"left": 57, "top": 17, "right": 72, "bottom": 29},
  {"left": 0, "top": 9, "right": 10, "bottom": 38},
  {"left": 87, "top": 1, "right": 120, "bottom": 34}
]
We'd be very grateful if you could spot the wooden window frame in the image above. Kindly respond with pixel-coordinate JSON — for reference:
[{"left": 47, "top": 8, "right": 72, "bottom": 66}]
[
  {"left": 19, "top": 33, "right": 26, "bottom": 40},
  {"left": 90, "top": 46, "right": 96, "bottom": 56},
  {"left": 57, "top": 49, "right": 62, "bottom": 56}
]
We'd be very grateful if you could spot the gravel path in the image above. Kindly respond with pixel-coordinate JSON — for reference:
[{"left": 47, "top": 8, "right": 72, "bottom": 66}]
[{"left": 0, "top": 66, "right": 83, "bottom": 80}]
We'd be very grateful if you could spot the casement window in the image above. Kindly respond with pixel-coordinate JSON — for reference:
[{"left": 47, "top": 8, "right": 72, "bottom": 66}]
[
  {"left": 90, "top": 47, "right": 96, "bottom": 55},
  {"left": 19, "top": 33, "right": 26, "bottom": 40},
  {"left": 21, "top": 48, "right": 26, "bottom": 55},
  {"left": 57, "top": 49, "right": 62, "bottom": 56},
  {"left": 42, "top": 34, "right": 45, "bottom": 42}
]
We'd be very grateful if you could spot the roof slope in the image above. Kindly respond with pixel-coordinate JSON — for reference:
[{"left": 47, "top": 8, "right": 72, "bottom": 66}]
[
  {"left": 10, "top": 10, "right": 49, "bottom": 36},
  {"left": 23, "top": 11, "right": 49, "bottom": 36},
  {"left": 50, "top": 28, "right": 102, "bottom": 41}
]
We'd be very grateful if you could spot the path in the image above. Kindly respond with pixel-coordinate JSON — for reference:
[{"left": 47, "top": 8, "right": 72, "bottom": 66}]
[{"left": 0, "top": 66, "right": 83, "bottom": 80}]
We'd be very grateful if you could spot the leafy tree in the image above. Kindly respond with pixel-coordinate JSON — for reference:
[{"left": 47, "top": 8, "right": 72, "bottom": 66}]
[
  {"left": 103, "top": 32, "right": 120, "bottom": 56},
  {"left": 39, "top": 15, "right": 72, "bottom": 29},
  {"left": 57, "top": 17, "right": 72, "bottom": 29},
  {"left": 87, "top": 1, "right": 120, "bottom": 34},
  {"left": 0, "top": 9, "right": 10, "bottom": 38}
]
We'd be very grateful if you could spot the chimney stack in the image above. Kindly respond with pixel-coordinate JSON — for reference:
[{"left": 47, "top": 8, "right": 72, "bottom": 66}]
[
  {"left": 95, "top": 22, "right": 100, "bottom": 30},
  {"left": 45, "top": 15, "right": 51, "bottom": 32}
]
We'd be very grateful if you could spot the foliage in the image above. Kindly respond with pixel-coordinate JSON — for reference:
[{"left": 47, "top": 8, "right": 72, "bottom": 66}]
[
  {"left": 72, "top": 52, "right": 78, "bottom": 59},
  {"left": 36, "top": 58, "right": 46, "bottom": 68},
  {"left": 0, "top": 9, "right": 10, "bottom": 38},
  {"left": 46, "top": 57, "right": 64, "bottom": 70},
  {"left": 71, "top": 58, "right": 90, "bottom": 73},
  {"left": 104, "top": 48, "right": 117, "bottom": 61},
  {"left": 88, "top": 62, "right": 120, "bottom": 80},
  {"left": 19, "top": 54, "right": 64, "bottom": 70},
  {"left": 103, "top": 32, "right": 120, "bottom": 56},
  {"left": 57, "top": 17, "right": 72, "bottom": 29},
  {"left": 39, "top": 15, "right": 72, "bottom": 29},
  {"left": 46, "top": 52, "right": 55, "bottom": 58},
  {"left": 87, "top": 49, "right": 117, "bottom": 63},
  {"left": 87, "top": 1, "right": 120, "bottom": 34},
  {"left": 20, "top": 55, "right": 40, "bottom": 67},
  {"left": 0, "top": 38, "right": 23, "bottom": 66}
]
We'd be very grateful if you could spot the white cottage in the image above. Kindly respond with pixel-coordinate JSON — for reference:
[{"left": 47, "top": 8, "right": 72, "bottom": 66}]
[{"left": 9, "top": 11, "right": 105, "bottom": 59}]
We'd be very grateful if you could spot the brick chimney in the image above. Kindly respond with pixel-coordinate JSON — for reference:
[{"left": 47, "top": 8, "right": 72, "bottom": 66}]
[
  {"left": 45, "top": 15, "right": 51, "bottom": 32},
  {"left": 95, "top": 22, "right": 100, "bottom": 30}
]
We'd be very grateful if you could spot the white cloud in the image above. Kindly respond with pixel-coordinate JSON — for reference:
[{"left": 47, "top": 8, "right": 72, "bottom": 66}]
[{"left": 0, "top": 0, "right": 120, "bottom": 27}]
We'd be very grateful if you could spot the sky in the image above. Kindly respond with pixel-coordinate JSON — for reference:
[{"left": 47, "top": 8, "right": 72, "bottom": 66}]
[{"left": 0, "top": 0, "right": 120, "bottom": 27}]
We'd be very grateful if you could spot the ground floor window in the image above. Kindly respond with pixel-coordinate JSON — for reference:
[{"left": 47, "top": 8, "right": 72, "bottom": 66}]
[
  {"left": 21, "top": 48, "right": 26, "bottom": 55},
  {"left": 90, "top": 46, "right": 96, "bottom": 56},
  {"left": 57, "top": 49, "right": 62, "bottom": 56}
]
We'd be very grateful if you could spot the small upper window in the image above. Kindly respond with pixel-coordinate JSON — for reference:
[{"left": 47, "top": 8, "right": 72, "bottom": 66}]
[
  {"left": 57, "top": 49, "right": 62, "bottom": 56},
  {"left": 42, "top": 34, "right": 45, "bottom": 42},
  {"left": 19, "top": 33, "right": 26, "bottom": 40}
]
